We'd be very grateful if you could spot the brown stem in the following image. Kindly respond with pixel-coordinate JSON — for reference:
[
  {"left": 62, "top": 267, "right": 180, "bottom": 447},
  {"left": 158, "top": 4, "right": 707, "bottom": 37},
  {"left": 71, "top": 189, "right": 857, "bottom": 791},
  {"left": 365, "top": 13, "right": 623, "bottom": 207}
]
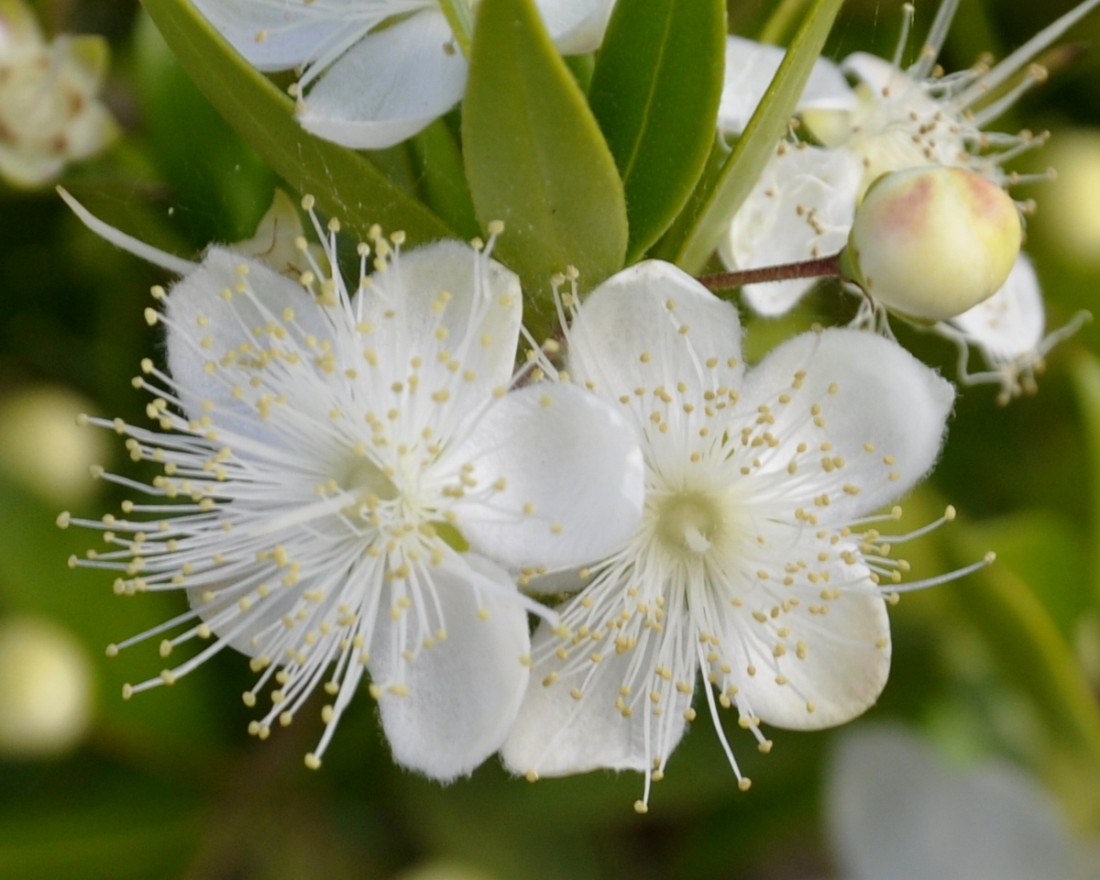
[{"left": 698, "top": 252, "right": 843, "bottom": 291}]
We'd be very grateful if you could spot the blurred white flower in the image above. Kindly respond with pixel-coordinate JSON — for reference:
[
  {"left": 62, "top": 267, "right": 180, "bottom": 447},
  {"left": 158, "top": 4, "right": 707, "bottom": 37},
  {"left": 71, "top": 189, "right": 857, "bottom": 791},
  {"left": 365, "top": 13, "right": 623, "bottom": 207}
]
[
  {"left": 1037, "top": 128, "right": 1100, "bottom": 268},
  {"left": 0, "top": 0, "right": 117, "bottom": 187},
  {"left": 718, "top": 0, "right": 1097, "bottom": 325},
  {"left": 826, "top": 726, "right": 1100, "bottom": 880},
  {"left": 61, "top": 202, "right": 644, "bottom": 779},
  {"left": 503, "top": 261, "right": 964, "bottom": 811},
  {"left": 0, "top": 385, "right": 111, "bottom": 506},
  {"left": 192, "top": 0, "right": 616, "bottom": 149},
  {"left": 0, "top": 615, "right": 94, "bottom": 757}
]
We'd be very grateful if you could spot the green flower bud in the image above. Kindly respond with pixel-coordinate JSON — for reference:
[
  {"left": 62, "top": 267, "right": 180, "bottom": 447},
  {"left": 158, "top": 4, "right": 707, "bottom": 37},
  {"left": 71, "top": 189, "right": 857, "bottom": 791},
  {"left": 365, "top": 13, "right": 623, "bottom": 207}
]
[{"left": 842, "top": 166, "right": 1022, "bottom": 322}]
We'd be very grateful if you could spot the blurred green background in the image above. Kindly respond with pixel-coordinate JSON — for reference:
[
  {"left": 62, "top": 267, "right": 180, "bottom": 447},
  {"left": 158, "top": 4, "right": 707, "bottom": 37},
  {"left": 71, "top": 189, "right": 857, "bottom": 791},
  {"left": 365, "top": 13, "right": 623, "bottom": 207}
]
[{"left": 1, "top": 1, "right": 1099, "bottom": 877}]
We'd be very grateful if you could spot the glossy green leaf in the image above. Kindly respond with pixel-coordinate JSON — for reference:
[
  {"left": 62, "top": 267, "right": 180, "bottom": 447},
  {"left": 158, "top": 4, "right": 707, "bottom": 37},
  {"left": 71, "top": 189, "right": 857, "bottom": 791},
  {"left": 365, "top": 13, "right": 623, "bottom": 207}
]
[
  {"left": 665, "top": 0, "right": 845, "bottom": 272},
  {"left": 463, "top": 0, "right": 628, "bottom": 329},
  {"left": 139, "top": 0, "right": 452, "bottom": 245},
  {"left": 588, "top": 0, "right": 725, "bottom": 261}
]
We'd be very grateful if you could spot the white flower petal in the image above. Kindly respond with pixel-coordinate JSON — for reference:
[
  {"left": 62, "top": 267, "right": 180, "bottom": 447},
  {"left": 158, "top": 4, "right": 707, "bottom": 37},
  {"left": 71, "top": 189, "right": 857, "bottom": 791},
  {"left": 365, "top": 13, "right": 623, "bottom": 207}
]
[
  {"left": 164, "top": 248, "right": 336, "bottom": 433},
  {"left": 502, "top": 614, "right": 690, "bottom": 777},
  {"left": 191, "top": 0, "right": 351, "bottom": 71},
  {"left": 353, "top": 238, "right": 522, "bottom": 421},
  {"left": 722, "top": 145, "right": 861, "bottom": 317},
  {"left": 828, "top": 727, "right": 1091, "bottom": 880},
  {"left": 710, "top": 541, "right": 891, "bottom": 729},
  {"left": 369, "top": 554, "right": 530, "bottom": 781},
  {"left": 449, "top": 382, "right": 644, "bottom": 570},
  {"left": 569, "top": 260, "right": 745, "bottom": 406},
  {"left": 741, "top": 328, "right": 954, "bottom": 520},
  {"left": 535, "top": 0, "right": 615, "bottom": 54},
  {"left": 718, "top": 35, "right": 855, "bottom": 135},
  {"left": 945, "top": 253, "right": 1045, "bottom": 361},
  {"left": 298, "top": 10, "right": 467, "bottom": 149},
  {"left": 841, "top": 51, "right": 911, "bottom": 95}
]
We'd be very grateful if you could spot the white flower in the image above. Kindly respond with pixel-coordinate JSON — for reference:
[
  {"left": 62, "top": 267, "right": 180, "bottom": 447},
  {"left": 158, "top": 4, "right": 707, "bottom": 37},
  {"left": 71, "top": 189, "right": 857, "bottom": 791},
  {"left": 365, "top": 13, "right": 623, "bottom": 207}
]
[
  {"left": 502, "top": 261, "right": 961, "bottom": 810},
  {"left": 718, "top": 0, "right": 1099, "bottom": 319},
  {"left": 0, "top": 616, "right": 93, "bottom": 757},
  {"left": 935, "top": 254, "right": 1090, "bottom": 404},
  {"left": 60, "top": 206, "right": 644, "bottom": 779},
  {"left": 0, "top": 0, "right": 117, "bottom": 187},
  {"left": 192, "top": 0, "right": 616, "bottom": 149},
  {"left": 826, "top": 726, "right": 1100, "bottom": 880}
]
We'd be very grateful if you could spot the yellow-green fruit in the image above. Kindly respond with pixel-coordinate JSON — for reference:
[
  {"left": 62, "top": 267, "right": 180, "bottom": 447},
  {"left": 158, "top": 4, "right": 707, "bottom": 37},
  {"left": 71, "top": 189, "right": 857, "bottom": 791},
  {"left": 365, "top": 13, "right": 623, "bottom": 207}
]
[{"left": 844, "top": 166, "right": 1022, "bottom": 322}]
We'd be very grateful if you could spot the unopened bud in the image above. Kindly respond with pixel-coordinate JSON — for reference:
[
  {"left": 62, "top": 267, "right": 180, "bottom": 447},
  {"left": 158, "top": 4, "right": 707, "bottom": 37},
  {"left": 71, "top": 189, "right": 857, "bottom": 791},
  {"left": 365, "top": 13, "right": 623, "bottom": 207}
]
[{"left": 842, "top": 166, "right": 1022, "bottom": 322}]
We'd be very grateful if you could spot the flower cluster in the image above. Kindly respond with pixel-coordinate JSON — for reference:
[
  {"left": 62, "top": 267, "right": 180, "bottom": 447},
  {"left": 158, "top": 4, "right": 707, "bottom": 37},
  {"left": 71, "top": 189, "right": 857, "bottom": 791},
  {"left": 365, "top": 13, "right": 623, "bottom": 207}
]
[
  {"left": 58, "top": 0, "right": 1097, "bottom": 812},
  {"left": 192, "top": 0, "right": 615, "bottom": 149},
  {"left": 719, "top": 0, "right": 1097, "bottom": 401}
]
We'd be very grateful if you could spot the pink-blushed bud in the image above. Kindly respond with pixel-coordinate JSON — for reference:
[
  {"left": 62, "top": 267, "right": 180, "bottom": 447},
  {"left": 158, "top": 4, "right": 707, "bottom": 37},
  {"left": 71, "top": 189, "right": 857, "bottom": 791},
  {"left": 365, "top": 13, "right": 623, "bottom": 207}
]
[{"left": 842, "top": 166, "right": 1022, "bottom": 322}]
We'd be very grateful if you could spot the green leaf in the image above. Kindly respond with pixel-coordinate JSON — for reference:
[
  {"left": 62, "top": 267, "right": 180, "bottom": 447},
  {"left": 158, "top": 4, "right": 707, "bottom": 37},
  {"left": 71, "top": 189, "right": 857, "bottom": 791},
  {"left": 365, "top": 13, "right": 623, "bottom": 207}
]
[
  {"left": 947, "top": 514, "right": 1100, "bottom": 828},
  {"left": 463, "top": 0, "right": 628, "bottom": 331},
  {"left": 408, "top": 119, "right": 480, "bottom": 239},
  {"left": 139, "top": 0, "right": 452, "bottom": 245},
  {"left": 663, "top": 0, "right": 845, "bottom": 273},
  {"left": 588, "top": 0, "right": 725, "bottom": 262}
]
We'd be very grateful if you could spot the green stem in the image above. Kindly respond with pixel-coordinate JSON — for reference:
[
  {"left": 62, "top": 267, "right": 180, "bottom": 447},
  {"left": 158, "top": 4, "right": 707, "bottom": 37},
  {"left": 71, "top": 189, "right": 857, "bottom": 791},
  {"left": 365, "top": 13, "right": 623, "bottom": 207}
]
[{"left": 758, "top": 0, "right": 812, "bottom": 45}]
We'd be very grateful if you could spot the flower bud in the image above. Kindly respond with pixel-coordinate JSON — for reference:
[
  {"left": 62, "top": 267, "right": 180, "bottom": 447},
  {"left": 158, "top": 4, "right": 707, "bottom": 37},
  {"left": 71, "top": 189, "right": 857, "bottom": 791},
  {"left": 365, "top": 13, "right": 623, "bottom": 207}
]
[{"left": 842, "top": 166, "right": 1022, "bottom": 322}]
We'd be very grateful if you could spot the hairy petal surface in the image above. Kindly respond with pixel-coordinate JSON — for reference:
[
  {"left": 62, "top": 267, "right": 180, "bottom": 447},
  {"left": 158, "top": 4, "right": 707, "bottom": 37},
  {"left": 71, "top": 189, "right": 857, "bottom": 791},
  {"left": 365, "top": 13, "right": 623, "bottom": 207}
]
[
  {"left": 298, "top": 10, "right": 467, "bottom": 149},
  {"left": 568, "top": 260, "right": 746, "bottom": 409},
  {"left": 449, "top": 383, "right": 645, "bottom": 570},
  {"left": 190, "top": 0, "right": 354, "bottom": 70},
  {"left": 503, "top": 612, "right": 692, "bottom": 776},
  {"left": 164, "top": 248, "right": 337, "bottom": 436},
  {"left": 371, "top": 554, "right": 531, "bottom": 781}
]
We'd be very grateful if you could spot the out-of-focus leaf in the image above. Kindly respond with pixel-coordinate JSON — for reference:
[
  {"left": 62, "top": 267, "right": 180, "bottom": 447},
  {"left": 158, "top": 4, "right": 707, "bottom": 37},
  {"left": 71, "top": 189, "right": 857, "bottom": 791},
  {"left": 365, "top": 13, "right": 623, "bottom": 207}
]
[
  {"left": 662, "top": 0, "right": 845, "bottom": 272},
  {"left": 947, "top": 516, "right": 1100, "bottom": 828},
  {"left": 463, "top": 0, "right": 627, "bottom": 332},
  {"left": 0, "top": 779, "right": 202, "bottom": 880},
  {"left": 1070, "top": 349, "right": 1100, "bottom": 606},
  {"left": 588, "top": 0, "right": 725, "bottom": 261},
  {"left": 0, "top": 472, "right": 224, "bottom": 752},
  {"left": 138, "top": 0, "right": 452, "bottom": 245},
  {"left": 959, "top": 511, "right": 1089, "bottom": 639}
]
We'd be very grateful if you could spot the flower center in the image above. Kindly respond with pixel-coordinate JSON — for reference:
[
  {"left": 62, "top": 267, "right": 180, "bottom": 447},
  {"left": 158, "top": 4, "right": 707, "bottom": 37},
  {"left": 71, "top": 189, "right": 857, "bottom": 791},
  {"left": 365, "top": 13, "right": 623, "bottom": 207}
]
[
  {"left": 655, "top": 490, "right": 725, "bottom": 557},
  {"left": 344, "top": 457, "right": 399, "bottom": 505}
]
